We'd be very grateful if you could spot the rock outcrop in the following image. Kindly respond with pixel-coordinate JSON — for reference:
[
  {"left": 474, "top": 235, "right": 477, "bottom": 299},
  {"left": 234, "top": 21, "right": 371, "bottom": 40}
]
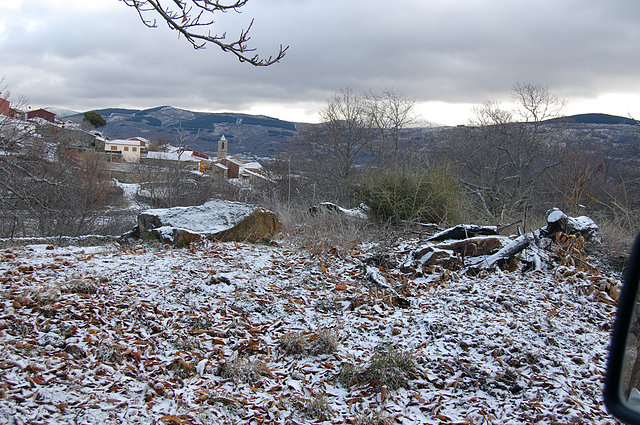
[{"left": 133, "top": 200, "right": 282, "bottom": 246}]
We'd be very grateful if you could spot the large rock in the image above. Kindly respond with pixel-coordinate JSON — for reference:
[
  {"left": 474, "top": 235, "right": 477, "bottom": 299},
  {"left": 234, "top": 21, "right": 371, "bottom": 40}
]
[{"left": 137, "top": 200, "right": 282, "bottom": 246}]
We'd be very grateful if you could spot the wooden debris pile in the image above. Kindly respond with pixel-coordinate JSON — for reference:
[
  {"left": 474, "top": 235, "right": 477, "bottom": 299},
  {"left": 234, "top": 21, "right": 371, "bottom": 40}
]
[{"left": 404, "top": 209, "right": 602, "bottom": 276}]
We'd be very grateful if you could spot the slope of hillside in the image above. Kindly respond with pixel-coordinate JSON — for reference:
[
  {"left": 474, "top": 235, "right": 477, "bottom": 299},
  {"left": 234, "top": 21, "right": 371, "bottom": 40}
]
[{"left": 0, "top": 236, "right": 620, "bottom": 424}]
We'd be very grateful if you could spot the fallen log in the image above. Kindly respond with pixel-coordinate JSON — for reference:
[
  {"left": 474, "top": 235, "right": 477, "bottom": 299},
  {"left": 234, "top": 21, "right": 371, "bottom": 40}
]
[
  {"left": 426, "top": 224, "right": 498, "bottom": 242},
  {"left": 465, "top": 234, "right": 531, "bottom": 274}
]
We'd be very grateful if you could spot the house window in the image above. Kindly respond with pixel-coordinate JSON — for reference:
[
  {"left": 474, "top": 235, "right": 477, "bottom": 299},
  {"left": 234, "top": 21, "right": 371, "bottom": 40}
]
[
  {"left": 124, "top": 147, "right": 129, "bottom": 151},
  {"left": 132, "top": 147, "right": 137, "bottom": 152},
  {"left": 110, "top": 146, "right": 117, "bottom": 151}
]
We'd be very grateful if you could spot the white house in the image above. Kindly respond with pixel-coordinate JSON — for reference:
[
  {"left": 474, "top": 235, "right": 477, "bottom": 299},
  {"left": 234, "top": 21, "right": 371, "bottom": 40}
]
[
  {"left": 239, "top": 162, "right": 265, "bottom": 180},
  {"left": 146, "top": 145, "right": 214, "bottom": 173},
  {"left": 104, "top": 139, "right": 143, "bottom": 162}
]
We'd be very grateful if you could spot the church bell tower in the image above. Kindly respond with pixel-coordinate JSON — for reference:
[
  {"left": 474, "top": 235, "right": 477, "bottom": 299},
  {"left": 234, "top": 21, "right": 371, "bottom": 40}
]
[{"left": 217, "top": 135, "right": 228, "bottom": 161}]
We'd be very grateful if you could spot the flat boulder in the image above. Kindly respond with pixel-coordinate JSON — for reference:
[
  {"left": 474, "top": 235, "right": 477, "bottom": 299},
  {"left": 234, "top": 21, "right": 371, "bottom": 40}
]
[{"left": 137, "top": 200, "right": 282, "bottom": 246}]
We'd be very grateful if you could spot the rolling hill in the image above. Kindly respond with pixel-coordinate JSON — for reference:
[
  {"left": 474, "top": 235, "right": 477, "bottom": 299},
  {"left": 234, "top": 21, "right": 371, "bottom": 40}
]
[
  {"left": 66, "top": 106, "right": 299, "bottom": 157},
  {"left": 63, "top": 106, "right": 639, "bottom": 159}
]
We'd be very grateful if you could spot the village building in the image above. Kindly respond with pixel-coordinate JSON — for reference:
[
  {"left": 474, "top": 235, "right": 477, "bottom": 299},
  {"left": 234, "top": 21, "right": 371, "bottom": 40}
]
[
  {"left": 213, "top": 162, "right": 229, "bottom": 178},
  {"left": 146, "top": 145, "right": 213, "bottom": 173},
  {"left": 9, "top": 108, "right": 24, "bottom": 119},
  {"left": 0, "top": 98, "right": 9, "bottom": 117},
  {"left": 212, "top": 135, "right": 269, "bottom": 182},
  {"left": 128, "top": 137, "right": 149, "bottom": 150},
  {"left": 0, "top": 98, "right": 24, "bottom": 119},
  {"left": 104, "top": 138, "right": 144, "bottom": 162},
  {"left": 242, "top": 161, "right": 263, "bottom": 175},
  {"left": 217, "top": 135, "right": 228, "bottom": 161},
  {"left": 223, "top": 157, "right": 244, "bottom": 179},
  {"left": 27, "top": 108, "right": 56, "bottom": 123}
]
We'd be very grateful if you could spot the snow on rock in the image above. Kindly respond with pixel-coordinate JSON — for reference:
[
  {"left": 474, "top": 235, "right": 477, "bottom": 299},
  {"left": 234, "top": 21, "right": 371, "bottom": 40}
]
[
  {"left": 136, "top": 199, "right": 282, "bottom": 246},
  {"left": 0, "top": 237, "right": 621, "bottom": 424},
  {"left": 568, "top": 215, "right": 600, "bottom": 241}
]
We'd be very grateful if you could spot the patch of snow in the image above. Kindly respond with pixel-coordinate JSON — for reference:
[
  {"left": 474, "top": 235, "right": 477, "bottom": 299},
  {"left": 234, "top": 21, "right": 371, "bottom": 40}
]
[
  {"left": 114, "top": 180, "right": 148, "bottom": 209},
  {"left": 569, "top": 215, "right": 599, "bottom": 231},
  {"left": 142, "top": 200, "right": 257, "bottom": 234},
  {"left": 547, "top": 209, "right": 566, "bottom": 223}
]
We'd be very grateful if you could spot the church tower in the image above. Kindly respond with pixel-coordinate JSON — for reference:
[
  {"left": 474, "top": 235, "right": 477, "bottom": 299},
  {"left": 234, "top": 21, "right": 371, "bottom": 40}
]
[{"left": 217, "top": 135, "right": 228, "bottom": 161}]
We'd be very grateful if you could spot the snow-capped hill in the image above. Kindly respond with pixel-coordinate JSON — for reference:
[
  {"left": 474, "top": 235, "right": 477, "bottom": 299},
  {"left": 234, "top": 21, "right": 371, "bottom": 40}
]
[{"left": 45, "top": 107, "right": 79, "bottom": 118}]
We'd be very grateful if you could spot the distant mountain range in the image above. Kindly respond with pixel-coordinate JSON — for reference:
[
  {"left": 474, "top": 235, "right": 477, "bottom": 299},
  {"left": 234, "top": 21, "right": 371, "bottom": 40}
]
[{"left": 57, "top": 106, "right": 638, "bottom": 158}]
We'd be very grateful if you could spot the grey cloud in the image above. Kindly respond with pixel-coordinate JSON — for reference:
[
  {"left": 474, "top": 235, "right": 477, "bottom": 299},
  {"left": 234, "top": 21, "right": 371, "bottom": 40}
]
[{"left": 1, "top": 0, "right": 638, "bottom": 122}]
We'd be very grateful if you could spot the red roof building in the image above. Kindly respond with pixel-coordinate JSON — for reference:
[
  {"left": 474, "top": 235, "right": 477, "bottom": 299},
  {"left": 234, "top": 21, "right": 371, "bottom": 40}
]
[
  {"left": 0, "top": 98, "right": 10, "bottom": 117},
  {"left": 27, "top": 108, "right": 56, "bottom": 123}
]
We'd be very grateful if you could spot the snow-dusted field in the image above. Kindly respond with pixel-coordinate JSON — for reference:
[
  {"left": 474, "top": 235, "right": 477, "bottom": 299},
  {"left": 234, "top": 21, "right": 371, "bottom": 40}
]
[{"left": 0, "top": 238, "right": 621, "bottom": 424}]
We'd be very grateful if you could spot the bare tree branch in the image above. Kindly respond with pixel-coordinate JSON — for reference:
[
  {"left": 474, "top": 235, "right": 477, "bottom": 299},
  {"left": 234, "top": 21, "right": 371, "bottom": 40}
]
[{"left": 119, "top": 0, "right": 288, "bottom": 66}]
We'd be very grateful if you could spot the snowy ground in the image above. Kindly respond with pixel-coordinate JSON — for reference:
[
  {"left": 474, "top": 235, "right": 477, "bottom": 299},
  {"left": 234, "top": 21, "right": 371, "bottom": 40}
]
[
  {"left": 114, "top": 180, "right": 149, "bottom": 210},
  {"left": 0, "top": 237, "right": 622, "bottom": 424}
]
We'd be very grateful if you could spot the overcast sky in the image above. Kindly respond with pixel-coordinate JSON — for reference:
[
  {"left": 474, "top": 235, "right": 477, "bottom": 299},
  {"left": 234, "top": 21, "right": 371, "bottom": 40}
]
[{"left": 1, "top": 0, "right": 638, "bottom": 125}]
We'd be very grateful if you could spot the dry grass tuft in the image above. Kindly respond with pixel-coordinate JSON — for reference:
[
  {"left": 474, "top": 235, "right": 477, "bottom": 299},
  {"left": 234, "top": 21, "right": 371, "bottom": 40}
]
[
  {"left": 279, "top": 328, "right": 339, "bottom": 357},
  {"left": 308, "top": 328, "right": 339, "bottom": 355},
  {"left": 278, "top": 332, "right": 308, "bottom": 356},
  {"left": 218, "top": 357, "right": 272, "bottom": 384}
]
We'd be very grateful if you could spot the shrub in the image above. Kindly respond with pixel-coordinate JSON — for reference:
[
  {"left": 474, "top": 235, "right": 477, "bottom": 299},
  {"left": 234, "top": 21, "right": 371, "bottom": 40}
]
[
  {"left": 264, "top": 201, "right": 389, "bottom": 255},
  {"left": 315, "top": 295, "right": 343, "bottom": 312},
  {"left": 67, "top": 278, "right": 99, "bottom": 294},
  {"left": 279, "top": 329, "right": 339, "bottom": 357},
  {"left": 337, "top": 362, "right": 359, "bottom": 387},
  {"left": 363, "top": 345, "right": 417, "bottom": 390},
  {"left": 354, "top": 410, "right": 393, "bottom": 425},
  {"left": 357, "top": 164, "right": 466, "bottom": 224},
  {"left": 279, "top": 332, "right": 308, "bottom": 356}
]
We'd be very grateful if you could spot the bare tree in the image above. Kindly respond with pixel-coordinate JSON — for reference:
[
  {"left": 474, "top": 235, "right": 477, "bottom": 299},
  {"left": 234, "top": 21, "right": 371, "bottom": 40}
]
[
  {"left": 120, "top": 0, "right": 288, "bottom": 66},
  {"left": 0, "top": 82, "right": 129, "bottom": 237},
  {"left": 137, "top": 126, "right": 223, "bottom": 207},
  {"left": 512, "top": 82, "right": 565, "bottom": 127},
  {"left": 1, "top": 138, "right": 124, "bottom": 237},
  {"left": 445, "top": 83, "right": 564, "bottom": 220},
  {"left": 318, "top": 88, "right": 376, "bottom": 179},
  {"left": 546, "top": 149, "right": 606, "bottom": 215},
  {"left": 299, "top": 89, "right": 376, "bottom": 205},
  {"left": 367, "top": 90, "right": 416, "bottom": 166}
]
